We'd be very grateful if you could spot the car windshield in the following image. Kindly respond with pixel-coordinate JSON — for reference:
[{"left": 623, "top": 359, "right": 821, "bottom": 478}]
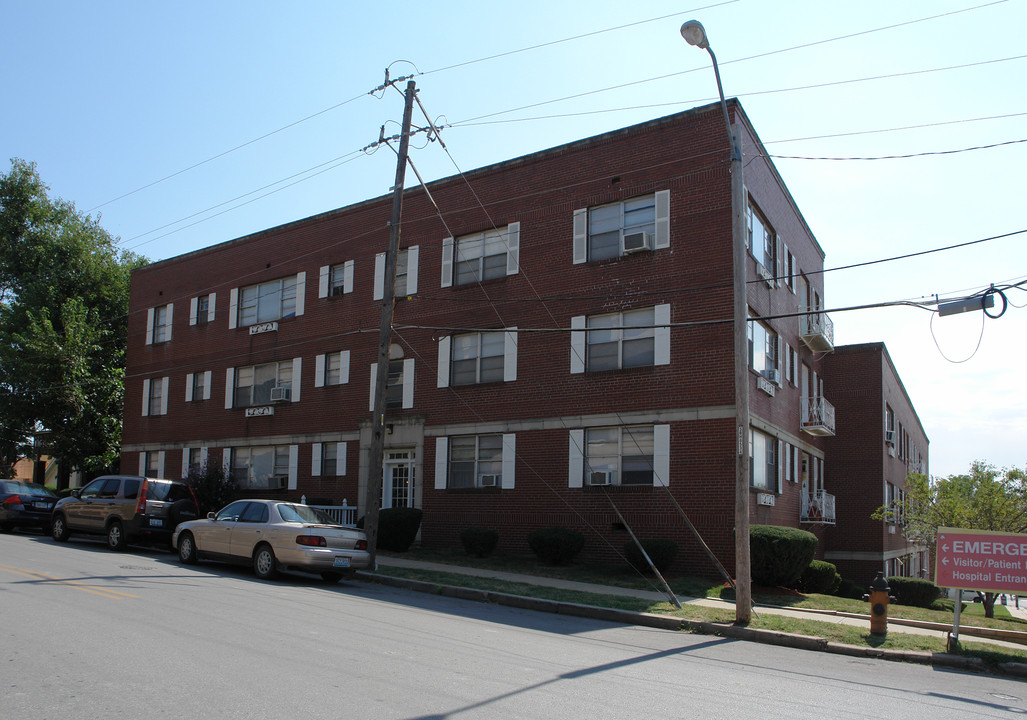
[
  {"left": 1, "top": 481, "right": 56, "bottom": 497},
  {"left": 276, "top": 504, "right": 334, "bottom": 525}
]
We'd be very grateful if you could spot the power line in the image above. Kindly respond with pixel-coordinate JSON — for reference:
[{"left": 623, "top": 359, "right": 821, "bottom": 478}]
[{"left": 765, "top": 138, "right": 1027, "bottom": 162}]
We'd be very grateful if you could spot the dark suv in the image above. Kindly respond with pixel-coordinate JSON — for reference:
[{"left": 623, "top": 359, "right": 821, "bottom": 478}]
[{"left": 51, "top": 475, "right": 199, "bottom": 551}]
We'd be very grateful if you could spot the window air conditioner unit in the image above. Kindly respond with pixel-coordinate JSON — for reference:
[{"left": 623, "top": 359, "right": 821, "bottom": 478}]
[
  {"left": 621, "top": 231, "right": 651, "bottom": 254},
  {"left": 270, "top": 386, "right": 291, "bottom": 402},
  {"left": 478, "top": 474, "right": 498, "bottom": 487},
  {"left": 588, "top": 470, "right": 613, "bottom": 486},
  {"left": 764, "top": 369, "right": 778, "bottom": 383},
  {"left": 330, "top": 284, "right": 346, "bottom": 297},
  {"left": 271, "top": 475, "right": 289, "bottom": 489},
  {"left": 756, "top": 262, "right": 773, "bottom": 282},
  {"left": 885, "top": 430, "right": 895, "bottom": 445}
]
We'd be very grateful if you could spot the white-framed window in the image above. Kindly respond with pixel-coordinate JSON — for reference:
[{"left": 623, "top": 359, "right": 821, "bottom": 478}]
[
  {"left": 232, "top": 360, "right": 294, "bottom": 408},
  {"left": 141, "top": 377, "right": 169, "bottom": 416},
  {"left": 437, "top": 330, "right": 517, "bottom": 387},
  {"left": 746, "top": 200, "right": 775, "bottom": 277},
  {"left": 190, "top": 294, "right": 215, "bottom": 326},
  {"left": 374, "top": 246, "right": 419, "bottom": 300},
  {"left": 185, "top": 371, "right": 211, "bottom": 402},
  {"left": 570, "top": 305, "right": 670, "bottom": 374},
  {"left": 315, "top": 350, "right": 350, "bottom": 388},
  {"left": 146, "top": 304, "right": 173, "bottom": 345},
  {"left": 441, "top": 225, "right": 519, "bottom": 288},
  {"left": 749, "top": 428, "right": 778, "bottom": 491},
  {"left": 319, "top": 261, "right": 354, "bottom": 298},
  {"left": 312, "top": 442, "right": 347, "bottom": 477},
  {"left": 370, "top": 350, "right": 414, "bottom": 411},
  {"left": 434, "top": 434, "right": 516, "bottom": 490},
  {"left": 229, "top": 273, "right": 305, "bottom": 329},
  {"left": 885, "top": 405, "right": 895, "bottom": 444},
  {"left": 783, "top": 246, "right": 796, "bottom": 293},
  {"left": 181, "top": 447, "right": 208, "bottom": 478},
  {"left": 139, "top": 450, "right": 165, "bottom": 478},
  {"left": 231, "top": 445, "right": 296, "bottom": 490},
  {"left": 573, "top": 190, "right": 669, "bottom": 264},
  {"left": 747, "top": 316, "right": 780, "bottom": 381},
  {"left": 568, "top": 425, "right": 669, "bottom": 488}
]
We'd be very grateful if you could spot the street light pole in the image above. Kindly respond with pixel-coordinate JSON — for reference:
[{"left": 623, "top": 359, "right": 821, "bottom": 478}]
[{"left": 681, "top": 19, "right": 752, "bottom": 624}]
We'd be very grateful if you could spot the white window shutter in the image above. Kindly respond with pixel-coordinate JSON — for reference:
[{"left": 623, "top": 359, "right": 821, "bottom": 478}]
[
  {"left": 776, "top": 335, "right": 784, "bottom": 387},
  {"left": 441, "top": 237, "right": 454, "bottom": 288},
  {"left": 315, "top": 354, "right": 325, "bottom": 388},
  {"left": 654, "top": 304, "right": 671, "bottom": 366},
  {"left": 165, "top": 304, "right": 173, "bottom": 341},
  {"left": 207, "top": 293, "right": 216, "bottom": 323},
  {"left": 654, "top": 424, "right": 670, "bottom": 487},
  {"left": 776, "top": 238, "right": 783, "bottom": 287},
  {"left": 337, "top": 442, "right": 347, "bottom": 476},
  {"left": 437, "top": 336, "right": 451, "bottom": 388},
  {"left": 572, "top": 209, "right": 588, "bottom": 264},
  {"left": 288, "top": 445, "right": 298, "bottom": 490},
  {"left": 654, "top": 190, "right": 670, "bottom": 249},
  {"left": 157, "top": 451, "right": 166, "bottom": 479},
  {"left": 294, "top": 273, "right": 305, "bottom": 316},
  {"left": 225, "top": 368, "right": 235, "bottom": 409},
  {"left": 369, "top": 363, "right": 377, "bottom": 411},
  {"left": 506, "top": 223, "right": 520, "bottom": 275},
  {"left": 434, "top": 437, "right": 448, "bottom": 490},
  {"left": 340, "top": 351, "right": 350, "bottom": 384},
  {"left": 373, "top": 253, "right": 385, "bottom": 300},
  {"left": 160, "top": 377, "right": 169, "bottom": 415},
  {"left": 185, "top": 373, "right": 194, "bottom": 402},
  {"left": 139, "top": 453, "right": 146, "bottom": 476},
  {"left": 791, "top": 348, "right": 799, "bottom": 387},
  {"left": 783, "top": 342, "right": 791, "bottom": 384},
  {"left": 402, "top": 358, "right": 415, "bottom": 409},
  {"left": 141, "top": 379, "right": 150, "bottom": 416},
  {"left": 504, "top": 328, "right": 518, "bottom": 382},
  {"left": 405, "top": 248, "right": 418, "bottom": 295},
  {"left": 222, "top": 449, "right": 232, "bottom": 479},
  {"left": 181, "top": 449, "right": 190, "bottom": 478},
  {"left": 343, "top": 259, "right": 354, "bottom": 294},
  {"left": 502, "top": 434, "right": 516, "bottom": 489},
  {"left": 318, "top": 265, "right": 329, "bottom": 299},
  {"left": 311, "top": 443, "right": 322, "bottom": 476},
  {"left": 570, "top": 315, "right": 586, "bottom": 374},
  {"left": 145, "top": 308, "right": 154, "bottom": 345},
  {"left": 203, "top": 371, "right": 212, "bottom": 400},
  {"left": 777, "top": 439, "right": 784, "bottom": 493},
  {"left": 189, "top": 297, "right": 198, "bottom": 326},
  {"left": 228, "top": 288, "right": 238, "bottom": 329},
  {"left": 291, "top": 358, "right": 302, "bottom": 402},
  {"left": 568, "top": 429, "right": 584, "bottom": 488}
]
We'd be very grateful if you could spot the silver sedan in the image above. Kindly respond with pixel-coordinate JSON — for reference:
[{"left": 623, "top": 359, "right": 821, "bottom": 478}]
[{"left": 172, "top": 499, "right": 370, "bottom": 582}]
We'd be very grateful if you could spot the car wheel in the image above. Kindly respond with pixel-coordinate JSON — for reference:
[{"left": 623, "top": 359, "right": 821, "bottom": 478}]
[
  {"left": 106, "top": 520, "right": 126, "bottom": 551},
  {"left": 253, "top": 544, "right": 278, "bottom": 580},
  {"left": 51, "top": 514, "right": 70, "bottom": 542},
  {"left": 178, "top": 532, "right": 198, "bottom": 565}
]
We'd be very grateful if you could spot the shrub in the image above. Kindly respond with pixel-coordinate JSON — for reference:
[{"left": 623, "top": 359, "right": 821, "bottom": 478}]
[
  {"left": 886, "top": 576, "right": 940, "bottom": 608},
  {"left": 794, "top": 559, "right": 841, "bottom": 595},
  {"left": 624, "top": 538, "right": 678, "bottom": 574},
  {"left": 377, "top": 507, "right": 423, "bottom": 552},
  {"left": 460, "top": 527, "right": 499, "bottom": 558},
  {"left": 833, "top": 577, "right": 865, "bottom": 600},
  {"left": 527, "top": 527, "right": 584, "bottom": 565},
  {"left": 749, "top": 525, "right": 818, "bottom": 587},
  {"left": 185, "top": 462, "right": 239, "bottom": 516}
]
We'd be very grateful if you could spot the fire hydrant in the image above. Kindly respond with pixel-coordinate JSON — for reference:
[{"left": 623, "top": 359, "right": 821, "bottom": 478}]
[{"left": 867, "top": 572, "right": 890, "bottom": 637}]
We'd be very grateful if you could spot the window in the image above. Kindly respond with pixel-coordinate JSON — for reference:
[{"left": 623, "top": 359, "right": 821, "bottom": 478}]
[
  {"left": 182, "top": 447, "right": 206, "bottom": 477},
  {"left": 885, "top": 405, "right": 895, "bottom": 444},
  {"left": 374, "top": 247, "right": 419, "bottom": 300},
  {"left": 233, "top": 274, "right": 304, "bottom": 328},
  {"left": 386, "top": 359, "right": 404, "bottom": 409},
  {"left": 448, "top": 435, "right": 503, "bottom": 488},
  {"left": 234, "top": 361, "right": 292, "bottom": 408},
  {"left": 747, "top": 317, "right": 779, "bottom": 380},
  {"left": 312, "top": 442, "right": 347, "bottom": 477},
  {"left": 315, "top": 351, "right": 349, "bottom": 387},
  {"left": 452, "top": 332, "right": 504, "bottom": 385},
  {"left": 139, "top": 451, "right": 164, "bottom": 479},
  {"left": 370, "top": 347, "right": 414, "bottom": 411},
  {"left": 581, "top": 426, "right": 656, "bottom": 486},
  {"left": 570, "top": 305, "right": 670, "bottom": 374},
  {"left": 192, "top": 372, "right": 206, "bottom": 401},
  {"left": 321, "top": 443, "right": 339, "bottom": 476},
  {"left": 196, "top": 295, "right": 210, "bottom": 324},
  {"left": 142, "top": 377, "right": 169, "bottom": 416},
  {"left": 441, "top": 227, "right": 518, "bottom": 288},
  {"left": 231, "top": 446, "right": 292, "bottom": 490},
  {"left": 749, "top": 429, "right": 777, "bottom": 491},
  {"left": 147, "top": 304, "right": 173, "bottom": 344},
  {"left": 573, "top": 191, "right": 669, "bottom": 264},
  {"left": 747, "top": 200, "right": 775, "bottom": 276},
  {"left": 319, "top": 261, "right": 354, "bottom": 298},
  {"left": 784, "top": 248, "right": 796, "bottom": 293}
]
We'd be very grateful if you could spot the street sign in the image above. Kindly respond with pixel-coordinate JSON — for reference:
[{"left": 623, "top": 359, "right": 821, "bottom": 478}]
[{"left": 935, "top": 527, "right": 1027, "bottom": 593}]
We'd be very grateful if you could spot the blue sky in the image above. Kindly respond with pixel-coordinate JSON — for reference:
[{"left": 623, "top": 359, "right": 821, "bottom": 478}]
[{"left": 3, "top": 0, "right": 1025, "bottom": 478}]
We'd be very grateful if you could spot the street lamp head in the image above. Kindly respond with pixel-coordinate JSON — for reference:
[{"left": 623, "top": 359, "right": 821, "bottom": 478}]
[{"left": 680, "top": 20, "right": 709, "bottom": 49}]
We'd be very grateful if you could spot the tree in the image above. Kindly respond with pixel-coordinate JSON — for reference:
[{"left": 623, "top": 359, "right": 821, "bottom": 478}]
[
  {"left": 880, "top": 461, "right": 1027, "bottom": 618},
  {"left": 0, "top": 159, "right": 146, "bottom": 485}
]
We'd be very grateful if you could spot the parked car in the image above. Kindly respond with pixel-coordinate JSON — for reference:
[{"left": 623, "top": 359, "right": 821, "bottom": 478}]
[
  {"left": 172, "top": 499, "right": 370, "bottom": 582},
  {"left": 0, "top": 480, "right": 58, "bottom": 533},
  {"left": 51, "top": 475, "right": 199, "bottom": 550}
]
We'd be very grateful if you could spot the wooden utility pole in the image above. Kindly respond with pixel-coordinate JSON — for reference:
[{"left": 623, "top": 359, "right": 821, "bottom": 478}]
[{"left": 364, "top": 79, "right": 417, "bottom": 568}]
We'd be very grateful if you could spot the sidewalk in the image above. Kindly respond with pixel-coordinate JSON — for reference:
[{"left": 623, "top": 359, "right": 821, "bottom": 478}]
[{"left": 374, "top": 556, "right": 1027, "bottom": 652}]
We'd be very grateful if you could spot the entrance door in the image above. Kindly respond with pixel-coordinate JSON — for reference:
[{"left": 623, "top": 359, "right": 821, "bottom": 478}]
[{"left": 383, "top": 450, "right": 416, "bottom": 510}]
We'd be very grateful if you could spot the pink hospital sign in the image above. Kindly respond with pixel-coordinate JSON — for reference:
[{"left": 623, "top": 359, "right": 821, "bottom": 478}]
[{"left": 935, "top": 527, "right": 1027, "bottom": 593}]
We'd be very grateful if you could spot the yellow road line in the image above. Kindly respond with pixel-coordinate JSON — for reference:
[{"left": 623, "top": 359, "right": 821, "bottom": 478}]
[{"left": 0, "top": 563, "right": 139, "bottom": 600}]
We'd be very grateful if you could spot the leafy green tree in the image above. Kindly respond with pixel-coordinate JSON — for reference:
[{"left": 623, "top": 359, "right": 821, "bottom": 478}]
[
  {"left": 879, "top": 462, "right": 1027, "bottom": 618},
  {"left": 0, "top": 159, "right": 146, "bottom": 485}
]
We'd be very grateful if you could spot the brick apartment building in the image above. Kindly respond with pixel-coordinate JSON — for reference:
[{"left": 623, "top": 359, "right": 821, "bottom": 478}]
[
  {"left": 120, "top": 99, "right": 924, "bottom": 579},
  {"left": 822, "top": 343, "right": 930, "bottom": 583}
]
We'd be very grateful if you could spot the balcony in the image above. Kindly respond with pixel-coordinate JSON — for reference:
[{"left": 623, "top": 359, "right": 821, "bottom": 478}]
[
  {"left": 801, "top": 396, "right": 836, "bottom": 436},
  {"left": 799, "top": 307, "right": 834, "bottom": 353},
  {"left": 801, "top": 490, "right": 836, "bottom": 525}
]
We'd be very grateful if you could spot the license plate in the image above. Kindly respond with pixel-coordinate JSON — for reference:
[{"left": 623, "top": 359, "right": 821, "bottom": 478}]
[
  {"left": 149, "top": 518, "right": 164, "bottom": 527},
  {"left": 332, "top": 557, "right": 350, "bottom": 568},
  {"left": 34, "top": 502, "right": 50, "bottom": 510}
]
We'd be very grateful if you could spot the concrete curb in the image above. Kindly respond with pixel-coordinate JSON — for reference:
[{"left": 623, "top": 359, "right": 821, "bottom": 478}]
[{"left": 356, "top": 571, "right": 1027, "bottom": 679}]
